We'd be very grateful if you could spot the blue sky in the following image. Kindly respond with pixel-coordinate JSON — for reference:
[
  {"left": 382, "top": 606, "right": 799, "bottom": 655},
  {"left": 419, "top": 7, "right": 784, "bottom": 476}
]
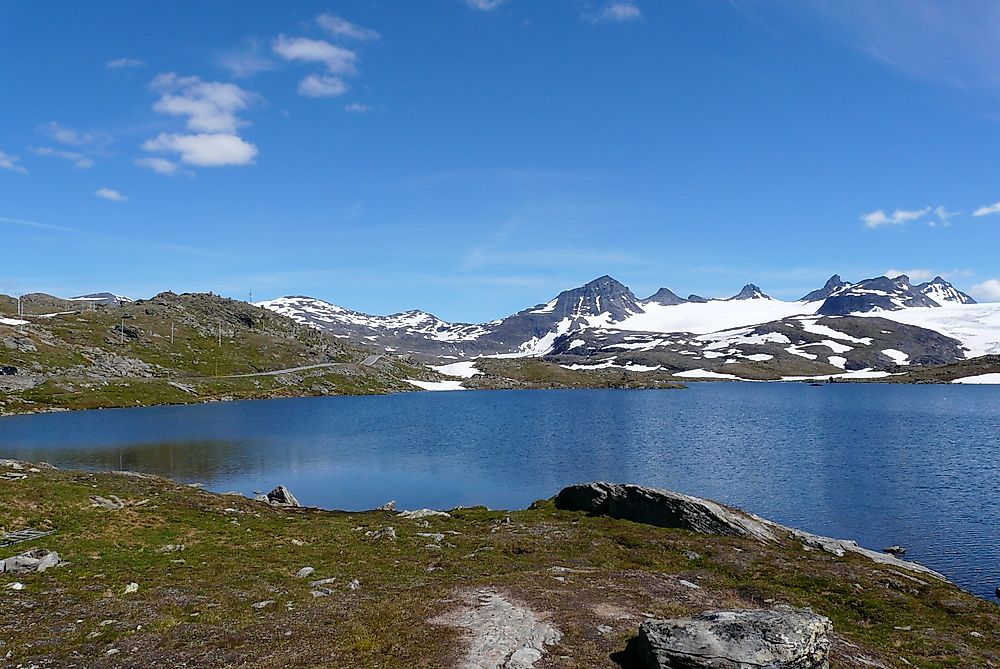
[{"left": 2, "top": 0, "right": 1000, "bottom": 321}]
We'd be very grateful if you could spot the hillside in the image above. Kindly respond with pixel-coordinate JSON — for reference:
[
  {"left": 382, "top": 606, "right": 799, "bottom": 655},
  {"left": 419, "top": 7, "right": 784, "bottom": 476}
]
[{"left": 0, "top": 291, "right": 436, "bottom": 415}]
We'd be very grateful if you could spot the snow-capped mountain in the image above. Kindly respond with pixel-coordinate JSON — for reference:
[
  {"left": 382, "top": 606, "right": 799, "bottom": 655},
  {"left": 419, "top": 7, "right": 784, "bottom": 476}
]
[
  {"left": 817, "top": 275, "right": 974, "bottom": 316},
  {"left": 257, "top": 274, "right": 994, "bottom": 372}
]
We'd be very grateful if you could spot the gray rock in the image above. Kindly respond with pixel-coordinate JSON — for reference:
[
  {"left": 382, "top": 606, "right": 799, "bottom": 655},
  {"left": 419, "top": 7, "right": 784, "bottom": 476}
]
[
  {"left": 266, "top": 486, "right": 300, "bottom": 507},
  {"left": 397, "top": 508, "right": 451, "bottom": 520},
  {"left": 555, "top": 482, "right": 945, "bottom": 581},
  {"left": 554, "top": 483, "right": 776, "bottom": 542},
  {"left": 0, "top": 548, "right": 61, "bottom": 574},
  {"left": 432, "top": 588, "right": 561, "bottom": 669},
  {"left": 635, "top": 606, "right": 832, "bottom": 669},
  {"left": 91, "top": 495, "right": 124, "bottom": 510},
  {"left": 370, "top": 526, "right": 397, "bottom": 541},
  {"left": 294, "top": 566, "right": 315, "bottom": 578}
]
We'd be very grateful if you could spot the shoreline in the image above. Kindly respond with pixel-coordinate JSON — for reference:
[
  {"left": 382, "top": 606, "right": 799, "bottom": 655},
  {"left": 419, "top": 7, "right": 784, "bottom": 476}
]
[{"left": 0, "top": 462, "right": 996, "bottom": 667}]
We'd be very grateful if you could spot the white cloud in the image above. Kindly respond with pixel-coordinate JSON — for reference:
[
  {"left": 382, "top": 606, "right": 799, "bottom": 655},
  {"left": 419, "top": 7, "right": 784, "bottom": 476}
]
[
  {"left": 95, "top": 187, "right": 127, "bottom": 202},
  {"left": 298, "top": 74, "right": 350, "bottom": 98},
  {"left": 150, "top": 73, "right": 257, "bottom": 133},
  {"left": 465, "top": 0, "right": 505, "bottom": 10},
  {"left": 272, "top": 35, "right": 358, "bottom": 75},
  {"left": 142, "top": 132, "right": 258, "bottom": 167},
  {"left": 884, "top": 268, "right": 935, "bottom": 282},
  {"left": 973, "top": 201, "right": 1000, "bottom": 217},
  {"left": 106, "top": 57, "right": 144, "bottom": 69},
  {"left": 861, "top": 206, "right": 931, "bottom": 228},
  {"left": 0, "top": 150, "right": 26, "bottom": 174},
  {"left": 585, "top": 1, "right": 642, "bottom": 24},
  {"left": 929, "top": 205, "right": 959, "bottom": 226},
  {"left": 217, "top": 48, "right": 277, "bottom": 79},
  {"left": 971, "top": 279, "right": 1000, "bottom": 302},
  {"left": 316, "top": 14, "right": 380, "bottom": 41},
  {"left": 135, "top": 156, "right": 182, "bottom": 176},
  {"left": 344, "top": 102, "right": 372, "bottom": 113},
  {"left": 41, "top": 121, "right": 110, "bottom": 147},
  {"left": 32, "top": 146, "right": 94, "bottom": 169}
]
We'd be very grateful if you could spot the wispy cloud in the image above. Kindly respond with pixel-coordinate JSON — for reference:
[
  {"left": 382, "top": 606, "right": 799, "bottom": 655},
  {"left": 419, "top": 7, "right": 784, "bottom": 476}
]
[
  {"left": 217, "top": 40, "right": 278, "bottom": 78},
  {"left": 299, "top": 74, "right": 349, "bottom": 98},
  {"left": 584, "top": 1, "right": 643, "bottom": 24},
  {"left": 143, "top": 74, "right": 259, "bottom": 167},
  {"left": 344, "top": 102, "right": 373, "bottom": 113},
  {"left": 40, "top": 121, "right": 110, "bottom": 147},
  {"left": 929, "top": 205, "right": 960, "bottom": 226},
  {"left": 135, "top": 156, "right": 184, "bottom": 176},
  {"left": 464, "top": 0, "right": 506, "bottom": 11},
  {"left": 32, "top": 146, "right": 95, "bottom": 169},
  {"left": 973, "top": 201, "right": 1000, "bottom": 217},
  {"left": 0, "top": 149, "right": 27, "bottom": 174},
  {"left": 783, "top": 1, "right": 1000, "bottom": 92},
  {"left": 861, "top": 206, "right": 930, "bottom": 228},
  {"left": 317, "top": 14, "right": 380, "bottom": 41},
  {"left": 106, "top": 57, "right": 144, "bottom": 69},
  {"left": 95, "top": 187, "right": 127, "bottom": 202},
  {"left": 0, "top": 216, "right": 77, "bottom": 233}
]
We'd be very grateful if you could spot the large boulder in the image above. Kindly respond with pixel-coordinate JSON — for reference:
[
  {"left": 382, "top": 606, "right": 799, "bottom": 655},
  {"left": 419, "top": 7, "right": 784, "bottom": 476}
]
[
  {"left": 265, "top": 486, "right": 301, "bottom": 507},
  {"left": 554, "top": 483, "right": 776, "bottom": 543},
  {"left": 0, "top": 549, "right": 61, "bottom": 574},
  {"left": 635, "top": 606, "right": 832, "bottom": 669}
]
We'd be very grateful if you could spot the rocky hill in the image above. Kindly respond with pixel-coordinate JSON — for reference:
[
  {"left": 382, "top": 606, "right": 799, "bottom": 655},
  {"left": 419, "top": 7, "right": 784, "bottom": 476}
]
[{"left": 0, "top": 291, "right": 435, "bottom": 415}]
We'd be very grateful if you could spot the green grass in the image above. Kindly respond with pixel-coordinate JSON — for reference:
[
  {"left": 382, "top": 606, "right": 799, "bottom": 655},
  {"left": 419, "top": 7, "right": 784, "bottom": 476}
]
[{"left": 0, "top": 467, "right": 996, "bottom": 667}]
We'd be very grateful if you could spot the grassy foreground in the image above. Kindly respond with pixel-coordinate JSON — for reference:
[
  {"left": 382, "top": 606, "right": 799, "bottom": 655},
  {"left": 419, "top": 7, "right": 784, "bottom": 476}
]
[{"left": 0, "top": 464, "right": 997, "bottom": 668}]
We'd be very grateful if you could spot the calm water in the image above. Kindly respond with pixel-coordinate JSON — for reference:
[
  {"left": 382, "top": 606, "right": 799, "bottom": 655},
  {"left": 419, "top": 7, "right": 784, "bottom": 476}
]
[{"left": 1, "top": 384, "right": 998, "bottom": 598}]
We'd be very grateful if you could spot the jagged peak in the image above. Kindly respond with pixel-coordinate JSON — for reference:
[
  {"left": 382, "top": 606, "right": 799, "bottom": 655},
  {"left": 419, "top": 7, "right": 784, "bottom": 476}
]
[
  {"left": 643, "top": 287, "right": 687, "bottom": 306},
  {"left": 727, "top": 284, "right": 770, "bottom": 301}
]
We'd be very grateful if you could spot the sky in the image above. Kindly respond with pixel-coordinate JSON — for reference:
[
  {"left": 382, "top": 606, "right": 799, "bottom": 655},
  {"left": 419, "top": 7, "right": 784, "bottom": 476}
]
[{"left": 2, "top": 0, "right": 1000, "bottom": 322}]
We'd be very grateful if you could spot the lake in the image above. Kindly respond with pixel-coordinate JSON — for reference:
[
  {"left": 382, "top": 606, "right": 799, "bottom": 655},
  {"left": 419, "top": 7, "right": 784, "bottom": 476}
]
[{"left": 1, "top": 383, "right": 998, "bottom": 598}]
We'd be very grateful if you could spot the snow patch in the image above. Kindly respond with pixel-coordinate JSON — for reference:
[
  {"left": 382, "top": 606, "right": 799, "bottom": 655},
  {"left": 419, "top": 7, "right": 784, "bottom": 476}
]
[
  {"left": 431, "top": 361, "right": 481, "bottom": 378},
  {"left": 881, "top": 349, "right": 910, "bottom": 365},
  {"left": 673, "top": 369, "right": 740, "bottom": 380},
  {"left": 951, "top": 373, "right": 1000, "bottom": 384},
  {"left": 405, "top": 380, "right": 466, "bottom": 391}
]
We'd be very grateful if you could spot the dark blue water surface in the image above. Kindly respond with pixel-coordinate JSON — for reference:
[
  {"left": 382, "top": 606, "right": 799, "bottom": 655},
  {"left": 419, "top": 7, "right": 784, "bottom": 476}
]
[{"left": 1, "top": 384, "right": 998, "bottom": 598}]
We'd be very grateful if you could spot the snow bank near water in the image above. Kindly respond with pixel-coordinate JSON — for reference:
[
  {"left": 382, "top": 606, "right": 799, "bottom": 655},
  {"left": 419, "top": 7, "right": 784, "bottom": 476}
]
[
  {"left": 405, "top": 380, "right": 466, "bottom": 391},
  {"left": 951, "top": 373, "right": 1000, "bottom": 385},
  {"left": 430, "top": 361, "right": 481, "bottom": 378}
]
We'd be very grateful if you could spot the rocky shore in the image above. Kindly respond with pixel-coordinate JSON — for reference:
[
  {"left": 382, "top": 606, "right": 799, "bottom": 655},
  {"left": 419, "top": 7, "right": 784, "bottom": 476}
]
[{"left": 0, "top": 462, "right": 996, "bottom": 668}]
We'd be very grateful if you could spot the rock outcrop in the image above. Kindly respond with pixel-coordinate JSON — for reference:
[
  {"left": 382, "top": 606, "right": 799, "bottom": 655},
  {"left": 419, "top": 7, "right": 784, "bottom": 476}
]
[
  {"left": 0, "top": 549, "right": 61, "bottom": 574},
  {"left": 432, "top": 588, "right": 561, "bottom": 669},
  {"left": 554, "top": 483, "right": 776, "bottom": 542},
  {"left": 264, "top": 485, "right": 301, "bottom": 507},
  {"left": 634, "top": 606, "right": 832, "bottom": 669},
  {"left": 555, "top": 482, "right": 945, "bottom": 580}
]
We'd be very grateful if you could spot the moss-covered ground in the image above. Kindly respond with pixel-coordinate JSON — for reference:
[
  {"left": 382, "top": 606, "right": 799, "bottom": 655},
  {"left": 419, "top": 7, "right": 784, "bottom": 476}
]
[{"left": 0, "top": 465, "right": 996, "bottom": 668}]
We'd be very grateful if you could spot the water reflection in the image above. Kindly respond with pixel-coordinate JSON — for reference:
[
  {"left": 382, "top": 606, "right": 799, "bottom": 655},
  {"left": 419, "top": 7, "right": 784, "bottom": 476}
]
[{"left": 1, "top": 385, "right": 998, "bottom": 598}]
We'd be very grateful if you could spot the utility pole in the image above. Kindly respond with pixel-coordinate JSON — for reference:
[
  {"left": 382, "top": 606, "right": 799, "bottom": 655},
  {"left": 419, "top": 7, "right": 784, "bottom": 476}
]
[
  {"left": 170, "top": 321, "right": 175, "bottom": 345},
  {"left": 120, "top": 317, "right": 124, "bottom": 346},
  {"left": 249, "top": 288, "right": 253, "bottom": 304},
  {"left": 16, "top": 294, "right": 22, "bottom": 317},
  {"left": 218, "top": 319, "right": 222, "bottom": 346}
]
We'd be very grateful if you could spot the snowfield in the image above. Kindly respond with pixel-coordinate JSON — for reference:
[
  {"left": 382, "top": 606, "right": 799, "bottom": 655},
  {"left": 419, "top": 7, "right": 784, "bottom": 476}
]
[
  {"left": 620, "top": 298, "right": 819, "bottom": 334},
  {"left": 430, "top": 361, "right": 481, "bottom": 378},
  {"left": 854, "top": 303, "right": 1000, "bottom": 357},
  {"left": 405, "top": 379, "right": 466, "bottom": 391},
  {"left": 0, "top": 318, "right": 28, "bottom": 326},
  {"left": 951, "top": 373, "right": 1000, "bottom": 385}
]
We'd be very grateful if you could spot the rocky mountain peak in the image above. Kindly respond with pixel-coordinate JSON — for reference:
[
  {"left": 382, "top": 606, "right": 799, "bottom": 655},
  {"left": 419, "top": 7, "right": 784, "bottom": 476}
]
[
  {"left": 643, "top": 287, "right": 687, "bottom": 306},
  {"left": 800, "top": 275, "right": 850, "bottom": 303},
  {"left": 727, "top": 284, "right": 770, "bottom": 301},
  {"left": 546, "top": 275, "right": 641, "bottom": 320}
]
